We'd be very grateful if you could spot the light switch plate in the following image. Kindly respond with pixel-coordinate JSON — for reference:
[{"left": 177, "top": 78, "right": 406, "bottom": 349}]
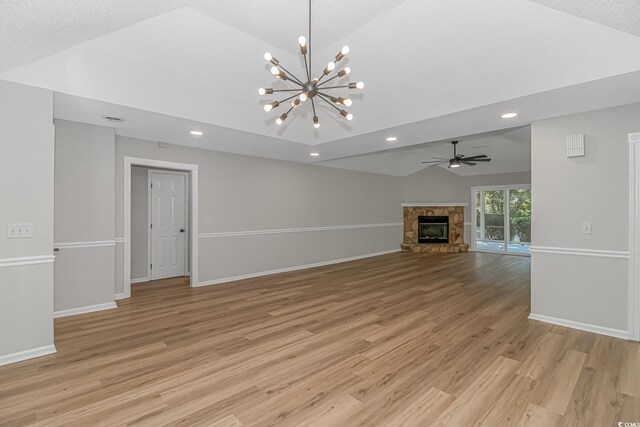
[
  {"left": 581, "top": 221, "right": 592, "bottom": 235},
  {"left": 7, "top": 223, "right": 33, "bottom": 238}
]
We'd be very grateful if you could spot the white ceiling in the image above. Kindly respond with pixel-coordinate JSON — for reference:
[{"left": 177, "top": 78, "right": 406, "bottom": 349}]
[{"left": 2, "top": 0, "right": 640, "bottom": 176}]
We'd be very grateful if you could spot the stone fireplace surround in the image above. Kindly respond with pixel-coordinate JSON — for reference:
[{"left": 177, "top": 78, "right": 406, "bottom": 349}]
[{"left": 401, "top": 203, "right": 469, "bottom": 253}]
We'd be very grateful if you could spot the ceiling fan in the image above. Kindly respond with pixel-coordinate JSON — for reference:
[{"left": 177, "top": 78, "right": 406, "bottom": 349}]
[{"left": 421, "top": 141, "right": 491, "bottom": 168}]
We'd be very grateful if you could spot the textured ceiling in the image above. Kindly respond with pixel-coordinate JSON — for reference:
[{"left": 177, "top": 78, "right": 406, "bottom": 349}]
[
  {"left": 0, "top": 0, "right": 409, "bottom": 73},
  {"left": 527, "top": 0, "right": 640, "bottom": 38}
]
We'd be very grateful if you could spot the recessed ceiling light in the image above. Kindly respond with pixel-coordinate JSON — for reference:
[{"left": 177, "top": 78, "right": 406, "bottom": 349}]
[
  {"left": 310, "top": 152, "right": 320, "bottom": 157},
  {"left": 501, "top": 112, "right": 518, "bottom": 119},
  {"left": 190, "top": 130, "right": 204, "bottom": 136},
  {"left": 103, "top": 115, "right": 125, "bottom": 123},
  {"left": 386, "top": 137, "right": 398, "bottom": 142}
]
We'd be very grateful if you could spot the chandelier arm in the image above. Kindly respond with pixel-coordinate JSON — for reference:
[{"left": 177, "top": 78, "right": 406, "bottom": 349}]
[
  {"left": 319, "top": 85, "right": 349, "bottom": 90},
  {"left": 273, "top": 89, "right": 305, "bottom": 93},
  {"left": 274, "top": 64, "right": 305, "bottom": 86},
  {"left": 318, "top": 75, "right": 340, "bottom": 87},
  {"left": 311, "top": 97, "right": 317, "bottom": 117},
  {"left": 317, "top": 93, "right": 342, "bottom": 112},
  {"left": 273, "top": 93, "right": 303, "bottom": 107}
]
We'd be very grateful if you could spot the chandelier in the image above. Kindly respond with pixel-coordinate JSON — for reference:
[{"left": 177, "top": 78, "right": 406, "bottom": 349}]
[{"left": 259, "top": 0, "right": 364, "bottom": 129}]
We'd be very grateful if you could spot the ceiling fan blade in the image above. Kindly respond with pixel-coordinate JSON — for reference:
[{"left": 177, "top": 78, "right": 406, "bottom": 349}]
[
  {"left": 471, "top": 158, "right": 491, "bottom": 162},
  {"left": 461, "top": 161, "right": 477, "bottom": 166},
  {"left": 421, "top": 160, "right": 448, "bottom": 164},
  {"left": 462, "top": 154, "right": 488, "bottom": 160},
  {"left": 430, "top": 157, "right": 450, "bottom": 160}
]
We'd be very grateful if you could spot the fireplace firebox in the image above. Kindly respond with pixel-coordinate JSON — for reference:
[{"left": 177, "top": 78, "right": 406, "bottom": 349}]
[{"left": 418, "top": 216, "right": 449, "bottom": 244}]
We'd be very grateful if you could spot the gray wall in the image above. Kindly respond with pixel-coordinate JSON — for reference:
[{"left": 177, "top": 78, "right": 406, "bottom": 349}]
[
  {"left": 53, "top": 120, "right": 115, "bottom": 312},
  {"left": 0, "top": 80, "right": 55, "bottom": 361},
  {"left": 114, "top": 136, "right": 405, "bottom": 292},
  {"left": 531, "top": 102, "right": 640, "bottom": 332}
]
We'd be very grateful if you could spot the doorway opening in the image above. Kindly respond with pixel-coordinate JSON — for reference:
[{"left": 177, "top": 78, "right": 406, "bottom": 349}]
[
  {"left": 471, "top": 184, "right": 531, "bottom": 255},
  {"left": 123, "top": 157, "right": 199, "bottom": 298}
]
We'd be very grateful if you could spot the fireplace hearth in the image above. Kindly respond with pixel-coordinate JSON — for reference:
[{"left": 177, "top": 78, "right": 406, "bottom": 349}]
[{"left": 418, "top": 216, "right": 449, "bottom": 243}]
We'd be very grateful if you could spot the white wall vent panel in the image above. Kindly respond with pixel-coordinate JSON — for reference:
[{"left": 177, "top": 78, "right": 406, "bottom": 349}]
[{"left": 566, "top": 134, "right": 585, "bottom": 158}]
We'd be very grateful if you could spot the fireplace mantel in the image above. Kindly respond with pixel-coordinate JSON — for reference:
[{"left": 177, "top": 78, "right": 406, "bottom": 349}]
[{"left": 401, "top": 202, "right": 469, "bottom": 207}]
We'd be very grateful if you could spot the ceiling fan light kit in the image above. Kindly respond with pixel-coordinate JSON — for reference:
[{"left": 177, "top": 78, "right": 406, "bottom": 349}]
[
  {"left": 421, "top": 141, "right": 492, "bottom": 169},
  {"left": 258, "top": 0, "right": 363, "bottom": 129}
]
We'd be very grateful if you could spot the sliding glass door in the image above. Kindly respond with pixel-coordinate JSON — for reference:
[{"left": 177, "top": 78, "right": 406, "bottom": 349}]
[{"left": 472, "top": 185, "right": 531, "bottom": 255}]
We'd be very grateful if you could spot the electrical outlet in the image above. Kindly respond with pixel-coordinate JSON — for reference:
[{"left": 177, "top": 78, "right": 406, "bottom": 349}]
[
  {"left": 7, "top": 223, "right": 33, "bottom": 238},
  {"left": 581, "top": 221, "right": 592, "bottom": 235}
]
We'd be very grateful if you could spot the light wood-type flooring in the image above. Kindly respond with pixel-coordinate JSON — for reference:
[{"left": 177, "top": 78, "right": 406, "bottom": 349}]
[{"left": 1, "top": 252, "right": 639, "bottom": 426}]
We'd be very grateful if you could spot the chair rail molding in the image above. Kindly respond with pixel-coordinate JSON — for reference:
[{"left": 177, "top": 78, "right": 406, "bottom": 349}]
[
  {"left": 628, "top": 132, "right": 640, "bottom": 341},
  {"left": 530, "top": 246, "right": 629, "bottom": 259},
  {"left": 0, "top": 255, "right": 55, "bottom": 268},
  {"left": 198, "top": 223, "right": 402, "bottom": 239},
  {"left": 54, "top": 240, "right": 116, "bottom": 249}
]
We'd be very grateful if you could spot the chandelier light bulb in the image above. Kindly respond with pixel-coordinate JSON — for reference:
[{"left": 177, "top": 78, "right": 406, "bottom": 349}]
[
  {"left": 299, "top": 93, "right": 308, "bottom": 102},
  {"left": 298, "top": 36, "right": 308, "bottom": 55},
  {"left": 264, "top": 101, "right": 279, "bottom": 112},
  {"left": 356, "top": 81, "right": 364, "bottom": 89},
  {"left": 343, "top": 98, "right": 353, "bottom": 107},
  {"left": 258, "top": 88, "right": 266, "bottom": 95},
  {"left": 270, "top": 66, "right": 279, "bottom": 75},
  {"left": 264, "top": 52, "right": 272, "bottom": 61},
  {"left": 313, "top": 116, "right": 320, "bottom": 128},
  {"left": 335, "top": 45, "right": 350, "bottom": 62},
  {"left": 340, "top": 109, "right": 353, "bottom": 120},
  {"left": 338, "top": 67, "right": 351, "bottom": 77},
  {"left": 327, "top": 62, "right": 335, "bottom": 71},
  {"left": 276, "top": 113, "right": 288, "bottom": 125}
]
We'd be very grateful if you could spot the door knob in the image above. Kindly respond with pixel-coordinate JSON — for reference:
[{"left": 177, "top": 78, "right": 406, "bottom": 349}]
[{"left": 180, "top": 229, "right": 185, "bottom": 233}]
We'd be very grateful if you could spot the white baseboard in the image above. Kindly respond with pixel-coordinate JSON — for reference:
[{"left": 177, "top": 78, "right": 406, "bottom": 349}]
[
  {"left": 131, "top": 277, "right": 149, "bottom": 284},
  {"left": 196, "top": 249, "right": 401, "bottom": 287},
  {"left": 115, "top": 292, "right": 126, "bottom": 300},
  {"left": 529, "top": 313, "right": 629, "bottom": 340},
  {"left": 0, "top": 344, "right": 57, "bottom": 367},
  {"left": 54, "top": 302, "right": 118, "bottom": 318}
]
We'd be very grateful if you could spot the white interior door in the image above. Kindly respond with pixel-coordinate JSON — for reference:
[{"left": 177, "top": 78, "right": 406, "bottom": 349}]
[{"left": 150, "top": 171, "right": 186, "bottom": 280}]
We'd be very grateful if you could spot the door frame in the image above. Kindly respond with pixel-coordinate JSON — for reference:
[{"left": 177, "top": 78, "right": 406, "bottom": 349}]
[
  {"left": 628, "top": 132, "right": 640, "bottom": 341},
  {"left": 147, "top": 169, "right": 190, "bottom": 281},
  {"left": 124, "top": 157, "right": 198, "bottom": 298},
  {"left": 470, "top": 183, "right": 531, "bottom": 256}
]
